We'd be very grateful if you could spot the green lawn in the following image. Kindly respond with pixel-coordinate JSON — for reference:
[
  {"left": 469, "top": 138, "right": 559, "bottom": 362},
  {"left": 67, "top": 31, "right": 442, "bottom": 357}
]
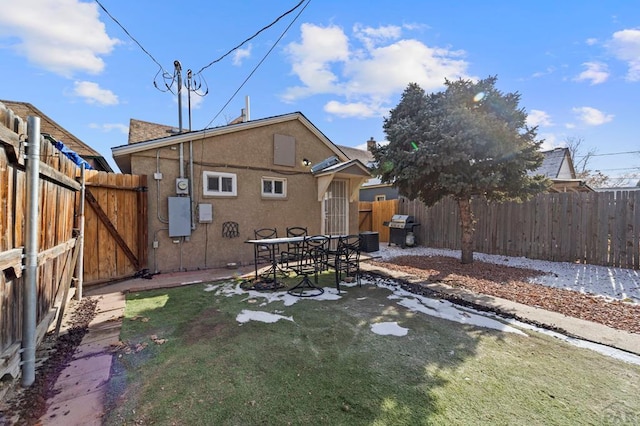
[{"left": 103, "top": 274, "right": 640, "bottom": 425}]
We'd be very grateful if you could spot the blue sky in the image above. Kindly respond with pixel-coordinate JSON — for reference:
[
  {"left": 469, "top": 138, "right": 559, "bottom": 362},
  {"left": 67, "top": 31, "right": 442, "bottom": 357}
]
[{"left": 0, "top": 0, "right": 639, "bottom": 183}]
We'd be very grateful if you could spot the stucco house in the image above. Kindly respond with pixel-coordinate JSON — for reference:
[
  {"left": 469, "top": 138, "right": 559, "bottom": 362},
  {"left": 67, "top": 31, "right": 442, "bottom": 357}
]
[
  {"left": 112, "top": 112, "right": 370, "bottom": 273},
  {"left": 0, "top": 99, "right": 113, "bottom": 172}
]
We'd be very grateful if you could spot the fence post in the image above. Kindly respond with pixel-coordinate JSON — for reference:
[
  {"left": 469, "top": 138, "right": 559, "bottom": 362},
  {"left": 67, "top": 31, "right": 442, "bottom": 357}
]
[
  {"left": 22, "top": 116, "right": 40, "bottom": 387},
  {"left": 75, "top": 164, "right": 85, "bottom": 300}
]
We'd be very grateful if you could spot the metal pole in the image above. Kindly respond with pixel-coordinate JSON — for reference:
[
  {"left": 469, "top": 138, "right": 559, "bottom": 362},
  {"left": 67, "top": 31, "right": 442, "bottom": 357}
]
[
  {"left": 22, "top": 116, "right": 40, "bottom": 387},
  {"left": 187, "top": 69, "right": 196, "bottom": 230},
  {"left": 75, "top": 164, "right": 86, "bottom": 300},
  {"left": 175, "top": 60, "right": 184, "bottom": 178}
]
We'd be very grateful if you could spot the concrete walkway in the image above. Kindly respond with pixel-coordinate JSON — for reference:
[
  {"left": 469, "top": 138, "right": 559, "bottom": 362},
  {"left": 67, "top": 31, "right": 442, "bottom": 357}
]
[{"left": 38, "top": 262, "right": 640, "bottom": 425}]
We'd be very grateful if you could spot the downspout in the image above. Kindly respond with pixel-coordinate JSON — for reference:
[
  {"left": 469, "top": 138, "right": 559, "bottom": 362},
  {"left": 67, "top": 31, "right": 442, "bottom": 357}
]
[
  {"left": 22, "top": 116, "right": 40, "bottom": 387},
  {"left": 75, "top": 164, "right": 85, "bottom": 301}
]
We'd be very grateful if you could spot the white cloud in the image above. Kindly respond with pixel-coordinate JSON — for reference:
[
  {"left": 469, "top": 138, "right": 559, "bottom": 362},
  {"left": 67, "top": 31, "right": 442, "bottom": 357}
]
[
  {"left": 526, "top": 110, "right": 553, "bottom": 127},
  {"left": 608, "top": 28, "right": 640, "bottom": 81},
  {"left": 73, "top": 81, "right": 118, "bottom": 105},
  {"left": 572, "top": 106, "right": 614, "bottom": 126},
  {"left": 324, "top": 100, "right": 387, "bottom": 118},
  {"left": 177, "top": 90, "right": 205, "bottom": 111},
  {"left": 0, "top": 0, "right": 119, "bottom": 77},
  {"left": 232, "top": 44, "right": 252, "bottom": 66},
  {"left": 537, "top": 132, "right": 560, "bottom": 151},
  {"left": 531, "top": 66, "right": 556, "bottom": 78},
  {"left": 89, "top": 123, "right": 129, "bottom": 134},
  {"left": 353, "top": 23, "right": 402, "bottom": 50},
  {"left": 574, "top": 62, "right": 609, "bottom": 85},
  {"left": 585, "top": 38, "right": 598, "bottom": 46},
  {"left": 282, "top": 23, "right": 472, "bottom": 119},
  {"left": 283, "top": 23, "right": 350, "bottom": 100}
]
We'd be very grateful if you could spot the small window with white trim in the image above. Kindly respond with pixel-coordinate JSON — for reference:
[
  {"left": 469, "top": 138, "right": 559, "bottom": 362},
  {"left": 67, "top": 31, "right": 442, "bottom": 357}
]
[
  {"left": 375, "top": 195, "right": 386, "bottom": 201},
  {"left": 203, "top": 171, "right": 237, "bottom": 197},
  {"left": 261, "top": 177, "right": 287, "bottom": 198}
]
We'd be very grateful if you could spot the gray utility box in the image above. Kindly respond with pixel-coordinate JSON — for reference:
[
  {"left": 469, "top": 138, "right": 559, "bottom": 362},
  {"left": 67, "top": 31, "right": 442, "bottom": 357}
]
[
  {"left": 168, "top": 196, "right": 191, "bottom": 237},
  {"left": 359, "top": 232, "right": 379, "bottom": 252}
]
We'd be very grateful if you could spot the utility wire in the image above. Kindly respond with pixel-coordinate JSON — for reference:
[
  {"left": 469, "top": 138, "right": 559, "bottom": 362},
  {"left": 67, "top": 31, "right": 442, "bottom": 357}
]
[
  {"left": 574, "top": 150, "right": 640, "bottom": 158},
  {"left": 195, "top": 0, "right": 305, "bottom": 75},
  {"left": 203, "top": 0, "right": 310, "bottom": 128},
  {"left": 94, "top": 0, "right": 169, "bottom": 75}
]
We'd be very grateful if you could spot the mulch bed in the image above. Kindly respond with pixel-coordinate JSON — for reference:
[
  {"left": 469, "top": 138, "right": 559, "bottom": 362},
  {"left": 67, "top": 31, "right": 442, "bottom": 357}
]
[{"left": 372, "top": 255, "right": 640, "bottom": 334}]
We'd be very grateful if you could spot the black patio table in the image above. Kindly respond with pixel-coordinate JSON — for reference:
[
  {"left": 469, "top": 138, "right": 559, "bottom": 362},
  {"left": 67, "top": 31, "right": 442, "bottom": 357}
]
[{"left": 244, "top": 235, "right": 344, "bottom": 291}]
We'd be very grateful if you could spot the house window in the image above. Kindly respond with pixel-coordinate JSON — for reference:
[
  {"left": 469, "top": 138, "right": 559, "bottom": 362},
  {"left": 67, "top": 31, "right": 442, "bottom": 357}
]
[
  {"left": 375, "top": 195, "right": 387, "bottom": 201},
  {"left": 203, "top": 171, "right": 237, "bottom": 196},
  {"left": 262, "top": 177, "right": 287, "bottom": 198}
]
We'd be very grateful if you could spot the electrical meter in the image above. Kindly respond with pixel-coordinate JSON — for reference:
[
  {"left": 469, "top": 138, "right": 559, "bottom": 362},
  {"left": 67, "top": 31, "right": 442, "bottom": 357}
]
[{"left": 176, "top": 178, "right": 189, "bottom": 195}]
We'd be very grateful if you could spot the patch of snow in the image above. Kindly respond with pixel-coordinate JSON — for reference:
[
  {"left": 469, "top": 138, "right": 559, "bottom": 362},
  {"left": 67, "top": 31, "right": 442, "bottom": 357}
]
[
  {"left": 371, "top": 245, "right": 640, "bottom": 303},
  {"left": 371, "top": 278, "right": 527, "bottom": 336},
  {"left": 371, "top": 322, "right": 408, "bottom": 336},
  {"left": 236, "top": 309, "right": 293, "bottom": 324}
]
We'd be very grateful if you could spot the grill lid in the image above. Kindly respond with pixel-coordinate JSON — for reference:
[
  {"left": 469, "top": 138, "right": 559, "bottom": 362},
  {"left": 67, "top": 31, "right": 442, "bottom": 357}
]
[{"left": 384, "top": 215, "right": 417, "bottom": 228}]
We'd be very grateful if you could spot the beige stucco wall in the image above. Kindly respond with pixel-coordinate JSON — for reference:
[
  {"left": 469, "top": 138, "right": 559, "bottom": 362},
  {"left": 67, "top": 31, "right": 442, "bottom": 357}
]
[{"left": 130, "top": 119, "right": 361, "bottom": 273}]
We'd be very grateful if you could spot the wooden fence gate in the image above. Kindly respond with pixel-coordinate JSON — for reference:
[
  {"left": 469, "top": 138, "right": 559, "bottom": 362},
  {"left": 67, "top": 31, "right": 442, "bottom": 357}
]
[
  {"left": 81, "top": 170, "right": 148, "bottom": 286},
  {"left": 358, "top": 199, "right": 398, "bottom": 242}
]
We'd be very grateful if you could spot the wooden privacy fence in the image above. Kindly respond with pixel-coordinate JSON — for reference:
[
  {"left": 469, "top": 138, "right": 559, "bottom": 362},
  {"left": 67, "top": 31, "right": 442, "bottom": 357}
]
[
  {"left": 399, "top": 191, "right": 640, "bottom": 269},
  {"left": 359, "top": 199, "right": 398, "bottom": 242},
  {"left": 0, "top": 106, "right": 81, "bottom": 379},
  {"left": 81, "top": 170, "right": 147, "bottom": 286}
]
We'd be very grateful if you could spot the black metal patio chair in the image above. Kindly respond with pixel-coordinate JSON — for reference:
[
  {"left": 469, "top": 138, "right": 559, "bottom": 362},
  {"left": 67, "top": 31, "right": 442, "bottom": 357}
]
[
  {"left": 326, "top": 234, "right": 362, "bottom": 293},
  {"left": 287, "top": 235, "right": 328, "bottom": 297},
  {"left": 279, "top": 226, "right": 308, "bottom": 270}
]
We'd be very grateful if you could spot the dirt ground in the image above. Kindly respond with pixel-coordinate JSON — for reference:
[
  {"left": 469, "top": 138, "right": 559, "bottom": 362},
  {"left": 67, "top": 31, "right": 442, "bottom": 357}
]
[
  {"left": 1, "top": 255, "right": 638, "bottom": 424},
  {"left": 0, "top": 298, "right": 97, "bottom": 425}
]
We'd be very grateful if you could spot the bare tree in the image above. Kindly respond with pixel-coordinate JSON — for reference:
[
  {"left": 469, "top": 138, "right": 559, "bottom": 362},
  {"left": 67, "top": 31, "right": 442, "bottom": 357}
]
[
  {"left": 564, "top": 136, "right": 640, "bottom": 188},
  {"left": 565, "top": 136, "right": 596, "bottom": 179}
]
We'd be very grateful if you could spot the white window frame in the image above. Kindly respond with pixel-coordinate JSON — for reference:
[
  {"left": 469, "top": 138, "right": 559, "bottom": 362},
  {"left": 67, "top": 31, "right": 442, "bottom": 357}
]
[
  {"left": 261, "top": 176, "right": 287, "bottom": 199},
  {"left": 375, "top": 194, "right": 387, "bottom": 201},
  {"left": 203, "top": 171, "right": 237, "bottom": 197}
]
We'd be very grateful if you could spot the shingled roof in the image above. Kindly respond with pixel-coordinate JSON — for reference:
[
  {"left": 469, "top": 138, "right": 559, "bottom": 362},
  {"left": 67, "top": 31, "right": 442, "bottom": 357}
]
[
  {"left": 534, "top": 147, "right": 576, "bottom": 179},
  {"left": 0, "top": 99, "right": 113, "bottom": 172},
  {"left": 128, "top": 118, "right": 179, "bottom": 144}
]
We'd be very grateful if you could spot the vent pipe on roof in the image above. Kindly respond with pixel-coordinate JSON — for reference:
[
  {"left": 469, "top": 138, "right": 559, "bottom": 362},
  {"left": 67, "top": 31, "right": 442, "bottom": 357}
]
[{"left": 244, "top": 95, "right": 250, "bottom": 122}]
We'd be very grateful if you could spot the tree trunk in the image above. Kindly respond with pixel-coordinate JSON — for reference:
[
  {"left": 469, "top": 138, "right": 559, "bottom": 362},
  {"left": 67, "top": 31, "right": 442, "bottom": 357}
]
[{"left": 457, "top": 197, "right": 475, "bottom": 264}]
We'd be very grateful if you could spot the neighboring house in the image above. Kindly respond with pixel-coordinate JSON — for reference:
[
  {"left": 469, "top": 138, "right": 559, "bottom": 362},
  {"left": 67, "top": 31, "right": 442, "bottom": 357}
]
[
  {"left": 533, "top": 147, "right": 593, "bottom": 193},
  {"left": 352, "top": 144, "right": 594, "bottom": 198},
  {"left": 339, "top": 138, "right": 400, "bottom": 202},
  {"left": 0, "top": 100, "right": 113, "bottom": 172},
  {"left": 112, "top": 112, "right": 371, "bottom": 273}
]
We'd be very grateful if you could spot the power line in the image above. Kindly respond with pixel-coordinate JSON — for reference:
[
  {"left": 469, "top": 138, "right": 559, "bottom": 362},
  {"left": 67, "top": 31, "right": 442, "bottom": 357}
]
[
  {"left": 93, "top": 0, "right": 168, "bottom": 75},
  {"left": 204, "top": 0, "right": 311, "bottom": 128},
  {"left": 195, "top": 0, "right": 306, "bottom": 75},
  {"left": 594, "top": 166, "right": 640, "bottom": 172},
  {"left": 574, "top": 150, "right": 640, "bottom": 158}
]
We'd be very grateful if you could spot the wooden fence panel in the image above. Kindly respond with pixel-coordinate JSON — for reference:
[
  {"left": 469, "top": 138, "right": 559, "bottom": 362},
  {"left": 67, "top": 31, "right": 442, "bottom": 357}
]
[
  {"left": 396, "top": 191, "right": 640, "bottom": 269},
  {"left": 0, "top": 106, "right": 80, "bottom": 378}
]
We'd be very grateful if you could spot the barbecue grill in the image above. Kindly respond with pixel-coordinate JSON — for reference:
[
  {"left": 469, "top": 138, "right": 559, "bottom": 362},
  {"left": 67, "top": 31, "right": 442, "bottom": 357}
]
[{"left": 383, "top": 215, "right": 420, "bottom": 248}]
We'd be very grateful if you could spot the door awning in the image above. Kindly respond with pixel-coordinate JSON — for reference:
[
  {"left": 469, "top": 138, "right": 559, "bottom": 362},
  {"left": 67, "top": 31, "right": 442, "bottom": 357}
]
[{"left": 313, "top": 159, "right": 372, "bottom": 202}]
